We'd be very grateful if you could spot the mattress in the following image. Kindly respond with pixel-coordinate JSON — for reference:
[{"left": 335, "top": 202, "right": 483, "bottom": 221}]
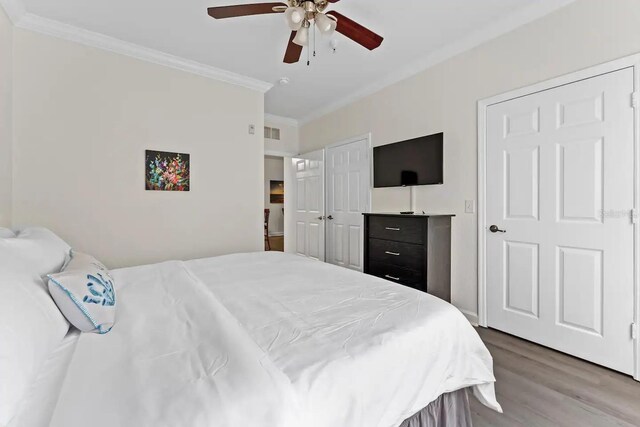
[{"left": 50, "top": 252, "right": 500, "bottom": 427}]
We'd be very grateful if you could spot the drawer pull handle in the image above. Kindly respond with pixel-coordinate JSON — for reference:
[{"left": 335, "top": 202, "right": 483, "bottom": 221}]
[
  {"left": 385, "top": 251, "right": 400, "bottom": 256},
  {"left": 385, "top": 275, "right": 400, "bottom": 281},
  {"left": 385, "top": 227, "right": 401, "bottom": 231}
]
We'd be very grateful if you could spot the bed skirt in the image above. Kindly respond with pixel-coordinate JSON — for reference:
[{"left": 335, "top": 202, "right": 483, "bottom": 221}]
[{"left": 400, "top": 388, "right": 472, "bottom": 427}]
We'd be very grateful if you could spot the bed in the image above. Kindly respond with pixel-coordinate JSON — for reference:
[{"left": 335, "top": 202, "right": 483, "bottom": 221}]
[
  {"left": 44, "top": 251, "right": 500, "bottom": 427},
  {"left": 1, "top": 227, "right": 500, "bottom": 427}
]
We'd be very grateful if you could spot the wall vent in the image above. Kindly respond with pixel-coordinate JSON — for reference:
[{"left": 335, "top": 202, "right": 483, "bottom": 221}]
[{"left": 264, "top": 126, "right": 281, "bottom": 141}]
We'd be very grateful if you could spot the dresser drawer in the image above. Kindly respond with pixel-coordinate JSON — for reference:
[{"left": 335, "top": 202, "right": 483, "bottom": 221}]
[
  {"left": 368, "top": 216, "right": 425, "bottom": 244},
  {"left": 368, "top": 238, "right": 424, "bottom": 271},
  {"left": 368, "top": 262, "right": 424, "bottom": 289}
]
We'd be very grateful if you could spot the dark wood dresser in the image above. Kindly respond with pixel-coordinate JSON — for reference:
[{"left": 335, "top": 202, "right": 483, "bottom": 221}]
[{"left": 363, "top": 213, "right": 454, "bottom": 302}]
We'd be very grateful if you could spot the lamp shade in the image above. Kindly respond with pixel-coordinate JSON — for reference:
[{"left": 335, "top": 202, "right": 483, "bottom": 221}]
[
  {"left": 284, "top": 7, "right": 304, "bottom": 31},
  {"left": 315, "top": 13, "right": 337, "bottom": 35},
  {"left": 293, "top": 26, "right": 309, "bottom": 46}
]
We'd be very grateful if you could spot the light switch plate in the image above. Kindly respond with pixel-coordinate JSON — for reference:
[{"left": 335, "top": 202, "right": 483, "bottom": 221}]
[
  {"left": 465, "top": 200, "right": 475, "bottom": 214},
  {"left": 248, "top": 124, "right": 255, "bottom": 135}
]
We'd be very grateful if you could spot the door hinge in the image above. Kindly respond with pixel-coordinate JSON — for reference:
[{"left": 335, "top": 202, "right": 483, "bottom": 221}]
[
  {"left": 632, "top": 209, "right": 639, "bottom": 224},
  {"left": 632, "top": 323, "right": 638, "bottom": 340},
  {"left": 632, "top": 92, "right": 639, "bottom": 109}
]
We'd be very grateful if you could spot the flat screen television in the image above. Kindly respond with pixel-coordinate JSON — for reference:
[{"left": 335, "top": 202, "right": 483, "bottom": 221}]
[{"left": 373, "top": 132, "right": 444, "bottom": 188}]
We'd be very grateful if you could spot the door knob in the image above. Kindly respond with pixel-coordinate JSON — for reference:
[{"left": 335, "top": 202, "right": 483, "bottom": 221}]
[
  {"left": 327, "top": 215, "right": 334, "bottom": 220},
  {"left": 489, "top": 225, "right": 506, "bottom": 233},
  {"left": 317, "top": 216, "right": 325, "bottom": 220}
]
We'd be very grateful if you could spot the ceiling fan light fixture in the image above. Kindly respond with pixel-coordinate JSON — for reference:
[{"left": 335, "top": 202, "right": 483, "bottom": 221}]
[
  {"left": 293, "top": 25, "right": 309, "bottom": 46},
  {"left": 205, "top": 2, "right": 383, "bottom": 64},
  {"left": 315, "top": 13, "right": 337, "bottom": 35},
  {"left": 285, "top": 6, "right": 305, "bottom": 30}
]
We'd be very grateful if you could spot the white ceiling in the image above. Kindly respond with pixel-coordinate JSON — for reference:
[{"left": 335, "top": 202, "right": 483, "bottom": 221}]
[{"left": 18, "top": 0, "right": 572, "bottom": 122}]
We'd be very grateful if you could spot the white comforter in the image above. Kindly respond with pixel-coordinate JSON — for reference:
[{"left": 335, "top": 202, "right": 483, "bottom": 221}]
[{"left": 51, "top": 252, "right": 500, "bottom": 427}]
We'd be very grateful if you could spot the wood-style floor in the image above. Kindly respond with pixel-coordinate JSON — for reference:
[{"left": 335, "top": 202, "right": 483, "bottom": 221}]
[
  {"left": 266, "top": 235, "right": 284, "bottom": 252},
  {"left": 471, "top": 328, "right": 640, "bottom": 427}
]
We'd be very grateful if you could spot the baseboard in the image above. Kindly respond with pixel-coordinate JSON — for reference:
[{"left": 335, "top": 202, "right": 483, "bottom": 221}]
[{"left": 459, "top": 309, "right": 479, "bottom": 326}]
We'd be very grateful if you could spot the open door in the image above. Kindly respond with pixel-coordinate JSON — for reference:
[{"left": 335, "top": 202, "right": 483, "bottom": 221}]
[
  {"left": 325, "top": 137, "right": 371, "bottom": 271},
  {"left": 288, "top": 150, "right": 325, "bottom": 261}
]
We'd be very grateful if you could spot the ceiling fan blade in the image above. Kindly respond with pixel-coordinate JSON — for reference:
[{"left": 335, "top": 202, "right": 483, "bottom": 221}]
[
  {"left": 283, "top": 31, "right": 303, "bottom": 64},
  {"left": 207, "top": 2, "right": 287, "bottom": 19},
  {"left": 325, "top": 11, "right": 383, "bottom": 50},
  {"left": 326, "top": 0, "right": 340, "bottom": 2}
]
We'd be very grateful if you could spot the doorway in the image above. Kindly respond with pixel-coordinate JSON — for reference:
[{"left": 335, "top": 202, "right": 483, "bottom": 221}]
[
  {"left": 286, "top": 135, "right": 372, "bottom": 270},
  {"left": 264, "top": 155, "right": 285, "bottom": 252}
]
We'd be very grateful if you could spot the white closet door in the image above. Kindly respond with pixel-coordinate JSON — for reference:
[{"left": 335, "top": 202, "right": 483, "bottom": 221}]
[
  {"left": 293, "top": 150, "right": 325, "bottom": 261},
  {"left": 326, "top": 138, "right": 371, "bottom": 271},
  {"left": 486, "top": 68, "right": 635, "bottom": 374}
]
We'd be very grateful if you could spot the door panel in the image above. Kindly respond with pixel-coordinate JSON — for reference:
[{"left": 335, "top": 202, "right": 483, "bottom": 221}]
[
  {"left": 333, "top": 223, "right": 344, "bottom": 264},
  {"left": 505, "top": 146, "right": 539, "bottom": 220},
  {"left": 308, "top": 222, "right": 321, "bottom": 259},
  {"left": 295, "top": 221, "right": 305, "bottom": 256},
  {"left": 557, "top": 246, "right": 603, "bottom": 335},
  {"left": 557, "top": 138, "right": 603, "bottom": 222},
  {"left": 486, "top": 68, "right": 635, "bottom": 374},
  {"left": 504, "top": 107, "right": 540, "bottom": 138},
  {"left": 348, "top": 225, "right": 361, "bottom": 270},
  {"left": 557, "top": 93, "right": 603, "bottom": 128},
  {"left": 326, "top": 138, "right": 370, "bottom": 271},
  {"left": 504, "top": 241, "right": 539, "bottom": 318},
  {"left": 292, "top": 150, "right": 325, "bottom": 261}
]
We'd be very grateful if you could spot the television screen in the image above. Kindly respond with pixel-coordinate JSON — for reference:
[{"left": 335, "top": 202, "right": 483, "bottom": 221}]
[{"left": 373, "top": 133, "right": 444, "bottom": 188}]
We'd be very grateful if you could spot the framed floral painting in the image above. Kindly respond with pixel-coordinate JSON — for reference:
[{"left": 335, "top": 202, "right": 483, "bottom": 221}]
[{"left": 145, "top": 150, "right": 190, "bottom": 191}]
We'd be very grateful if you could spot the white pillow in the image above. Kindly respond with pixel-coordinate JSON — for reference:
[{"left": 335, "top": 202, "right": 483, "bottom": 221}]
[
  {"left": 0, "top": 227, "right": 15, "bottom": 238},
  {"left": 0, "top": 229, "right": 71, "bottom": 426},
  {"left": 1, "top": 227, "right": 70, "bottom": 277},
  {"left": 48, "top": 251, "right": 117, "bottom": 334}
]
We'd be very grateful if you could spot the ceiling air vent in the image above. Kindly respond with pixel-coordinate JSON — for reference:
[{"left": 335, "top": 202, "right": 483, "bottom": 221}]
[{"left": 264, "top": 126, "right": 281, "bottom": 141}]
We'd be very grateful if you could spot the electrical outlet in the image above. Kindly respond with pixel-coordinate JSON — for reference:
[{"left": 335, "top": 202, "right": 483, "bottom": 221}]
[
  {"left": 465, "top": 200, "right": 476, "bottom": 214},
  {"left": 248, "top": 124, "right": 255, "bottom": 135}
]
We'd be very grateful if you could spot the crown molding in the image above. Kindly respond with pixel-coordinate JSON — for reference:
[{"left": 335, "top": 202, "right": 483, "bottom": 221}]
[
  {"left": 0, "top": 2, "right": 273, "bottom": 94},
  {"left": 299, "top": 0, "right": 577, "bottom": 125},
  {"left": 264, "top": 113, "right": 299, "bottom": 128},
  {"left": 16, "top": 14, "right": 273, "bottom": 93},
  {"left": 0, "top": 0, "right": 26, "bottom": 24}
]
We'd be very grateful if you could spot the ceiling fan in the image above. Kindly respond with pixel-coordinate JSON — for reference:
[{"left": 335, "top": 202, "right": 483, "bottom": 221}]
[{"left": 207, "top": 1, "right": 384, "bottom": 64}]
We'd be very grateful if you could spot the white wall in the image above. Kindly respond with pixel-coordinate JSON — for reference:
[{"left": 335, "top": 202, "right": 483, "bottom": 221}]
[
  {"left": 0, "top": 7, "right": 12, "bottom": 227},
  {"left": 300, "top": 0, "right": 640, "bottom": 317},
  {"left": 265, "top": 115, "right": 299, "bottom": 155},
  {"left": 264, "top": 156, "right": 284, "bottom": 235},
  {"left": 12, "top": 28, "right": 265, "bottom": 268}
]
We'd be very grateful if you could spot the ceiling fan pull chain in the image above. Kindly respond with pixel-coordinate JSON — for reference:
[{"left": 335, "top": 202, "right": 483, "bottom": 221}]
[
  {"left": 313, "top": 21, "right": 317, "bottom": 57},
  {"left": 307, "top": 22, "right": 311, "bottom": 66}
]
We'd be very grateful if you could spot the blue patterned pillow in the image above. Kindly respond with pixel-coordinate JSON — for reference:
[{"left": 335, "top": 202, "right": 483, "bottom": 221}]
[{"left": 47, "top": 251, "right": 116, "bottom": 334}]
